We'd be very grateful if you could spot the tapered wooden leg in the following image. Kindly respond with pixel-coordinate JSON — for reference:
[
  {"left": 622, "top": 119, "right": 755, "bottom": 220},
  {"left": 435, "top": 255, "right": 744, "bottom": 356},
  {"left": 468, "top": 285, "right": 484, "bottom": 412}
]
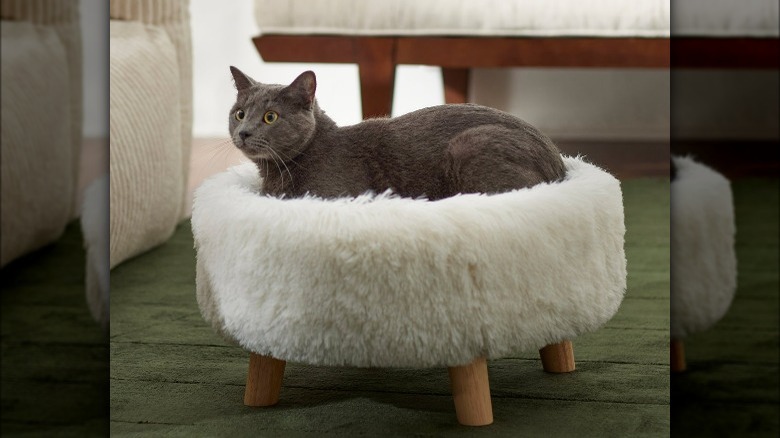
[
  {"left": 448, "top": 357, "right": 493, "bottom": 426},
  {"left": 356, "top": 38, "right": 396, "bottom": 119},
  {"left": 442, "top": 68, "right": 470, "bottom": 104},
  {"left": 671, "top": 339, "right": 686, "bottom": 373},
  {"left": 244, "top": 353, "right": 286, "bottom": 407},
  {"left": 539, "top": 340, "right": 576, "bottom": 373}
]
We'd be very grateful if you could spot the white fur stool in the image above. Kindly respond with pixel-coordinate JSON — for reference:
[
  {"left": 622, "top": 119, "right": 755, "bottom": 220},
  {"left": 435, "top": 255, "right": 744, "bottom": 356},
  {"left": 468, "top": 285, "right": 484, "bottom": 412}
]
[
  {"left": 670, "top": 156, "right": 737, "bottom": 372},
  {"left": 192, "top": 156, "right": 626, "bottom": 426}
]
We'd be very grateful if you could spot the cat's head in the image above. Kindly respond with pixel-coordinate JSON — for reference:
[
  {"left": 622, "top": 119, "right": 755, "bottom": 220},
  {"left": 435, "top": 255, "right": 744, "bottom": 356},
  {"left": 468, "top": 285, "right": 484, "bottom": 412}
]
[{"left": 228, "top": 67, "right": 318, "bottom": 162}]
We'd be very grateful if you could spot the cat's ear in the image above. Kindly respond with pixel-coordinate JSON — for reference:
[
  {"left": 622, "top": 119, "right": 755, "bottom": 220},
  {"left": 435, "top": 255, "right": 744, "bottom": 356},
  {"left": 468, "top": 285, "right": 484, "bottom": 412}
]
[
  {"left": 285, "top": 71, "right": 317, "bottom": 109},
  {"left": 230, "top": 66, "right": 255, "bottom": 92}
]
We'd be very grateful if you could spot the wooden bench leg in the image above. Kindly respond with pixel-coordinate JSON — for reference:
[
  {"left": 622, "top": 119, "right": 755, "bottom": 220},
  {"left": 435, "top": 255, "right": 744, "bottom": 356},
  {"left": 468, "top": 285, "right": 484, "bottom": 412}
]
[
  {"left": 244, "top": 353, "right": 286, "bottom": 407},
  {"left": 448, "top": 357, "right": 493, "bottom": 426},
  {"left": 670, "top": 339, "right": 686, "bottom": 373},
  {"left": 356, "top": 38, "right": 396, "bottom": 119},
  {"left": 442, "top": 68, "right": 470, "bottom": 104},
  {"left": 539, "top": 340, "right": 576, "bottom": 373}
]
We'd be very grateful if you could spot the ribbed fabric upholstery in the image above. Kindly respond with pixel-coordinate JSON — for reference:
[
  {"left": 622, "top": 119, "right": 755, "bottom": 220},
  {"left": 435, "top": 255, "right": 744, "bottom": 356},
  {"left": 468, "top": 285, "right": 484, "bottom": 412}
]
[
  {"left": 110, "top": 0, "right": 193, "bottom": 220},
  {"left": 1, "top": 20, "right": 73, "bottom": 267},
  {"left": 1, "top": 0, "right": 82, "bottom": 217},
  {"left": 109, "top": 20, "right": 183, "bottom": 268}
]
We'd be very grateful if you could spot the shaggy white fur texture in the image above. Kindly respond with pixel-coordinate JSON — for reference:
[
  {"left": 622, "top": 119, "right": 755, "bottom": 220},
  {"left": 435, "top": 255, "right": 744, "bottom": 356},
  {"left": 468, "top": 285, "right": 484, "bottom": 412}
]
[
  {"left": 193, "top": 156, "right": 626, "bottom": 368},
  {"left": 671, "top": 156, "right": 737, "bottom": 339},
  {"left": 81, "top": 175, "right": 109, "bottom": 331}
]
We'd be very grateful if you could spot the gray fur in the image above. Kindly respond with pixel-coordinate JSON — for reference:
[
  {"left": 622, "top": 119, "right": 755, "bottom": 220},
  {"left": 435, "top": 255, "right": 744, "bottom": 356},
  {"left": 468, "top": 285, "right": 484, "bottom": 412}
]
[{"left": 229, "top": 67, "right": 566, "bottom": 200}]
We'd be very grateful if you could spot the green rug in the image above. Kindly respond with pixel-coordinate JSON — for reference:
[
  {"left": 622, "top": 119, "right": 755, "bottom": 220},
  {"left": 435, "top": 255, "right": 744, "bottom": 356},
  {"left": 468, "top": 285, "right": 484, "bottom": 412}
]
[
  {"left": 0, "top": 223, "right": 109, "bottom": 437},
  {"left": 671, "top": 179, "right": 780, "bottom": 437},
  {"left": 110, "top": 178, "right": 671, "bottom": 437},
  {"left": 4, "top": 177, "right": 774, "bottom": 436}
]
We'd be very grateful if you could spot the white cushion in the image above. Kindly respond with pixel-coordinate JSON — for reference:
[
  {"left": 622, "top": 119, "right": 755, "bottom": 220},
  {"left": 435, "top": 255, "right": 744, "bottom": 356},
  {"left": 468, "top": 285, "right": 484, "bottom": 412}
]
[
  {"left": 193, "top": 157, "right": 626, "bottom": 368},
  {"left": 673, "top": 0, "right": 779, "bottom": 37},
  {"left": 1, "top": 21, "right": 73, "bottom": 267},
  {"left": 255, "top": 0, "right": 780, "bottom": 38}
]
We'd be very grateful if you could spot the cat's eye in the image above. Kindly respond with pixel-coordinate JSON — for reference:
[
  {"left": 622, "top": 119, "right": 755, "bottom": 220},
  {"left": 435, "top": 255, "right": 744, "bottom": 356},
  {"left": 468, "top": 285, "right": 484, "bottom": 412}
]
[
  {"left": 263, "top": 111, "right": 278, "bottom": 124},
  {"left": 235, "top": 109, "right": 245, "bottom": 121}
]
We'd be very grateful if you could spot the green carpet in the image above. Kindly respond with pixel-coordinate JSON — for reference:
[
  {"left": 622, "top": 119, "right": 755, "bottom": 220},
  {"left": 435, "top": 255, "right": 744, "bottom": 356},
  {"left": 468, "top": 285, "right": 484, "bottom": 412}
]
[
  {"left": 110, "top": 177, "right": 671, "bottom": 437},
  {"left": 0, "top": 223, "right": 109, "bottom": 436},
  {"left": 671, "top": 179, "right": 780, "bottom": 437}
]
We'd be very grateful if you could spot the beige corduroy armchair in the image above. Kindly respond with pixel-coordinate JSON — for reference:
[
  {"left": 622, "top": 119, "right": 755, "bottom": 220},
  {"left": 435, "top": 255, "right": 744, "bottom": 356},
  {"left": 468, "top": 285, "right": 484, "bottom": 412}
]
[
  {"left": 0, "top": 0, "right": 83, "bottom": 267},
  {"left": 109, "top": 0, "right": 193, "bottom": 268}
]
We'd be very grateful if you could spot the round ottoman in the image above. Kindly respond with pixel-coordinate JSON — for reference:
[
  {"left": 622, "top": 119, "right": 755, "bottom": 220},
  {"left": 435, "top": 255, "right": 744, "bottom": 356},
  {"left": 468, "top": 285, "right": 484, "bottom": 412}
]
[
  {"left": 670, "top": 156, "right": 737, "bottom": 372},
  {"left": 192, "top": 155, "right": 627, "bottom": 426}
]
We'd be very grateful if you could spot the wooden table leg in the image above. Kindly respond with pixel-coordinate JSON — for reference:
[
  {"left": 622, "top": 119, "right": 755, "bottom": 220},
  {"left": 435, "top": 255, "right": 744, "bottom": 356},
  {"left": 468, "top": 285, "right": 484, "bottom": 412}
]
[
  {"left": 244, "top": 353, "right": 286, "bottom": 407},
  {"left": 448, "top": 357, "right": 494, "bottom": 426},
  {"left": 671, "top": 339, "right": 686, "bottom": 373},
  {"left": 442, "top": 68, "right": 470, "bottom": 104},
  {"left": 539, "top": 340, "right": 576, "bottom": 373},
  {"left": 356, "top": 39, "right": 396, "bottom": 119}
]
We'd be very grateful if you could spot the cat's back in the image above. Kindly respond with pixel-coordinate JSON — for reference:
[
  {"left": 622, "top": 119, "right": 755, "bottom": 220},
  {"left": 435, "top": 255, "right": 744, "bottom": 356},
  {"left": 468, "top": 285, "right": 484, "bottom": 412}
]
[
  {"left": 367, "top": 104, "right": 544, "bottom": 140},
  {"left": 355, "top": 103, "right": 557, "bottom": 151},
  {"left": 322, "top": 103, "right": 564, "bottom": 199},
  {"left": 398, "top": 103, "right": 528, "bottom": 127}
]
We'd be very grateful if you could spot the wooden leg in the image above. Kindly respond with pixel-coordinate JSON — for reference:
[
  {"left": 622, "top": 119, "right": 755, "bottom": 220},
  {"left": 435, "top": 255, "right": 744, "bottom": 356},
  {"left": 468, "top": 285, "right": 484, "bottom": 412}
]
[
  {"left": 442, "top": 68, "right": 470, "bottom": 104},
  {"left": 539, "top": 340, "right": 576, "bottom": 373},
  {"left": 356, "top": 38, "right": 396, "bottom": 119},
  {"left": 671, "top": 339, "right": 686, "bottom": 373},
  {"left": 448, "top": 357, "right": 493, "bottom": 426},
  {"left": 244, "top": 353, "right": 286, "bottom": 407}
]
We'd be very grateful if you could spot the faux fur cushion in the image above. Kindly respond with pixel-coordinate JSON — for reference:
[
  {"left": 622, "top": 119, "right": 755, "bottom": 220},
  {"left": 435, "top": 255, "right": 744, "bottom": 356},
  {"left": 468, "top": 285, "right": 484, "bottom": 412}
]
[
  {"left": 671, "top": 156, "right": 737, "bottom": 339},
  {"left": 193, "top": 156, "right": 626, "bottom": 368}
]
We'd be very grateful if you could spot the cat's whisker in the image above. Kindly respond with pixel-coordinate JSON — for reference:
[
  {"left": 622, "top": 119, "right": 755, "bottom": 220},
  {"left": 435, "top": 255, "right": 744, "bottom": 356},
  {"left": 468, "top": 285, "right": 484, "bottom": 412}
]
[
  {"left": 258, "top": 157, "right": 268, "bottom": 179},
  {"left": 195, "top": 140, "right": 236, "bottom": 176},
  {"left": 264, "top": 150, "right": 286, "bottom": 186},
  {"left": 200, "top": 139, "right": 236, "bottom": 154},
  {"left": 251, "top": 139, "right": 289, "bottom": 184},
  {"left": 266, "top": 145, "right": 294, "bottom": 186},
  {"left": 271, "top": 147, "right": 307, "bottom": 171}
]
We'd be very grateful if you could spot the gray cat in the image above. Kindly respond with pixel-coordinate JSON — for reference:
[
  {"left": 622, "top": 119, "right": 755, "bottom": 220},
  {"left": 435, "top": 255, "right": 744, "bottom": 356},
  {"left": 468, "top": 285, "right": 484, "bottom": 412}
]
[{"left": 229, "top": 67, "right": 566, "bottom": 200}]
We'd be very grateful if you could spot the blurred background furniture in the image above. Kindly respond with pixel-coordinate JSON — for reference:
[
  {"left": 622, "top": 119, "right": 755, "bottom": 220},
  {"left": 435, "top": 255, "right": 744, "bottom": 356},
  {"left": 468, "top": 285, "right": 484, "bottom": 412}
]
[
  {"left": 252, "top": 0, "right": 671, "bottom": 119},
  {"left": 109, "top": 0, "right": 193, "bottom": 268},
  {"left": 0, "top": 0, "right": 83, "bottom": 267},
  {"left": 672, "top": 0, "right": 779, "bottom": 68},
  {"left": 1, "top": 2, "right": 108, "bottom": 433},
  {"left": 670, "top": 0, "right": 780, "bottom": 178},
  {"left": 669, "top": 156, "right": 737, "bottom": 373},
  {"left": 253, "top": 0, "right": 778, "bottom": 120}
]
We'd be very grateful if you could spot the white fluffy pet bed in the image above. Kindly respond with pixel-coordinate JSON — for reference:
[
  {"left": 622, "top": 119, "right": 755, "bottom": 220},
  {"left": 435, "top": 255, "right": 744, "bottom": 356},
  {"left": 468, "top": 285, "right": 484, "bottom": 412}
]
[
  {"left": 192, "top": 155, "right": 626, "bottom": 425},
  {"left": 670, "top": 156, "right": 737, "bottom": 371}
]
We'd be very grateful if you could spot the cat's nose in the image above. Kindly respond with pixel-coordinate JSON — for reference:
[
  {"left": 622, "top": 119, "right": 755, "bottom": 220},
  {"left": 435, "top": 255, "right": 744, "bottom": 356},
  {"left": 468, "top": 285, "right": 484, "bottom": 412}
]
[{"left": 239, "top": 131, "right": 251, "bottom": 141}]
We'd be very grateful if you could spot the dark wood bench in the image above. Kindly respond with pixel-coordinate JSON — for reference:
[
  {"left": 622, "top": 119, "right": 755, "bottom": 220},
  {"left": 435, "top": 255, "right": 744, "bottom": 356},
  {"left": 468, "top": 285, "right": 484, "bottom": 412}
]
[{"left": 253, "top": 35, "right": 777, "bottom": 119}]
